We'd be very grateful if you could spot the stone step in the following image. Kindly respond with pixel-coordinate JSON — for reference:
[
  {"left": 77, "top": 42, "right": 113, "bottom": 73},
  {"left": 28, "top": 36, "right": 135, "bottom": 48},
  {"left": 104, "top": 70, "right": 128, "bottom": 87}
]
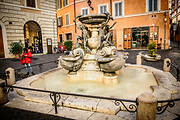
[{"left": 5, "top": 92, "right": 128, "bottom": 120}]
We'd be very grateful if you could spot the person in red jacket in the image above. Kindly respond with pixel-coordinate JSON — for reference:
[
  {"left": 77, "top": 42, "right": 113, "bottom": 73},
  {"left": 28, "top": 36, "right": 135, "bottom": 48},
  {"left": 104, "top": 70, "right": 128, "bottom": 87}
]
[{"left": 21, "top": 48, "right": 35, "bottom": 75}]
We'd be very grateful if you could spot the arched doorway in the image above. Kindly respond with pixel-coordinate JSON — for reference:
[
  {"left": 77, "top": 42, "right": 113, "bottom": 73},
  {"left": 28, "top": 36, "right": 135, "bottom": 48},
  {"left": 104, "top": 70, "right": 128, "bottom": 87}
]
[
  {"left": 24, "top": 21, "right": 43, "bottom": 53},
  {"left": 0, "top": 25, "right": 5, "bottom": 58}
]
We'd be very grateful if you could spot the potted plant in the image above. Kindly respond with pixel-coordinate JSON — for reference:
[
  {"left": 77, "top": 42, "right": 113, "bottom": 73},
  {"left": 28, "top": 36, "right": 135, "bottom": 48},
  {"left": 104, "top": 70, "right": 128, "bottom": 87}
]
[
  {"left": 147, "top": 41, "right": 157, "bottom": 57},
  {"left": 9, "top": 41, "right": 23, "bottom": 58},
  {"left": 144, "top": 42, "right": 161, "bottom": 61},
  {"left": 64, "top": 41, "right": 72, "bottom": 51}
]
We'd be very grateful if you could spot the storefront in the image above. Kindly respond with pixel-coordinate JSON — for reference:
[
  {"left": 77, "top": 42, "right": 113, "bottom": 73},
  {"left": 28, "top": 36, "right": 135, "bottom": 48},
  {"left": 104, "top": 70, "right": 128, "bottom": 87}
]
[{"left": 123, "top": 26, "right": 159, "bottom": 49}]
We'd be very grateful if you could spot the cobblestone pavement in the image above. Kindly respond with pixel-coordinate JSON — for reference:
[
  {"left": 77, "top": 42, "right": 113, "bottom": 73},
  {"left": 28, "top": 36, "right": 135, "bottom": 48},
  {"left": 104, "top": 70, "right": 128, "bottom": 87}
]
[
  {"left": 0, "top": 49, "right": 180, "bottom": 120},
  {"left": 0, "top": 53, "right": 60, "bottom": 81}
]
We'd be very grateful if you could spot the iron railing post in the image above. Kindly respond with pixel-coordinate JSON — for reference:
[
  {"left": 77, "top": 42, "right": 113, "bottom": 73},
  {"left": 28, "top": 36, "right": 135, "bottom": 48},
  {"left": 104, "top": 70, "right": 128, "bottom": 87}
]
[
  {"left": 50, "top": 92, "right": 61, "bottom": 114},
  {"left": 53, "top": 93, "right": 58, "bottom": 114}
]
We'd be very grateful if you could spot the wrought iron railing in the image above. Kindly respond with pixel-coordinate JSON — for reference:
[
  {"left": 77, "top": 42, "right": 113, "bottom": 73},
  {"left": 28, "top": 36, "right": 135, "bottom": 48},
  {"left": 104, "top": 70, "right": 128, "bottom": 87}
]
[
  {"left": 2, "top": 83, "right": 180, "bottom": 115},
  {"left": 2, "top": 84, "right": 138, "bottom": 114},
  {"left": 1, "top": 73, "right": 180, "bottom": 116},
  {"left": 156, "top": 98, "right": 180, "bottom": 114}
]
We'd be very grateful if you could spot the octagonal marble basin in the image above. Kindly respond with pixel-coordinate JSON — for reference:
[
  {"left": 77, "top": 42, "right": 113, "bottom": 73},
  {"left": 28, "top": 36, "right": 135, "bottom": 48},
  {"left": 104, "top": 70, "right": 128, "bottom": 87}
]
[{"left": 29, "top": 66, "right": 157, "bottom": 99}]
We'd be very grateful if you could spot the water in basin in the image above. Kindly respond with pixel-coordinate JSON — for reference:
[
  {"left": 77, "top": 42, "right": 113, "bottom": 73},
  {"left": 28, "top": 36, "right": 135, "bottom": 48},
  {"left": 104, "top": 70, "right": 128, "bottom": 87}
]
[{"left": 31, "top": 66, "right": 157, "bottom": 99}]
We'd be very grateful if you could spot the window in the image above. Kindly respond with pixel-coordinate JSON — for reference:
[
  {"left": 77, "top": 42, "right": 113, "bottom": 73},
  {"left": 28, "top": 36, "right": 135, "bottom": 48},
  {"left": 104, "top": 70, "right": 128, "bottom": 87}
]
[
  {"left": 57, "top": 17, "right": 63, "bottom": 27},
  {"left": 63, "top": 0, "right": 68, "bottom": 7},
  {"left": 66, "top": 33, "right": 72, "bottom": 41},
  {"left": 25, "top": 0, "right": 37, "bottom": 8},
  {"left": 59, "top": 34, "right": 63, "bottom": 43},
  {"left": 65, "top": 14, "right": 69, "bottom": 25},
  {"left": 81, "top": 8, "right": 89, "bottom": 16},
  {"left": 58, "top": 0, "right": 62, "bottom": 9},
  {"left": 99, "top": 4, "right": 108, "bottom": 14},
  {"left": 148, "top": 0, "right": 158, "bottom": 12},
  {"left": 114, "top": 1, "right": 123, "bottom": 17}
]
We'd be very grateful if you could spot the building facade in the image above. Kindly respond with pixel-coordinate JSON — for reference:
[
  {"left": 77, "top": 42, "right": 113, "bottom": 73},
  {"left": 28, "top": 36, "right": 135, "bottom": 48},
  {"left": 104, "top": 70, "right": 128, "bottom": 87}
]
[
  {"left": 57, "top": 0, "right": 170, "bottom": 50},
  {"left": 0, "top": 0, "right": 58, "bottom": 58},
  {"left": 169, "top": 0, "right": 180, "bottom": 48}
]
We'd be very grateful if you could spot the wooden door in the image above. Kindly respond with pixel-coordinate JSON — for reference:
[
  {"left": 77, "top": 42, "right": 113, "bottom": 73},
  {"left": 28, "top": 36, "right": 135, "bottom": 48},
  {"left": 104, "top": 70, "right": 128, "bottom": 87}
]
[
  {"left": 123, "top": 28, "right": 132, "bottom": 49},
  {"left": 0, "top": 25, "right": 5, "bottom": 58},
  {"left": 47, "top": 38, "right": 52, "bottom": 54}
]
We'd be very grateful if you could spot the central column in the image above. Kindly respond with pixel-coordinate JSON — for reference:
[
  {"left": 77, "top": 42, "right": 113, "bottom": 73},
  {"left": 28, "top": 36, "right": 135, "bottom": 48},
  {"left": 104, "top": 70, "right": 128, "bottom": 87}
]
[
  {"left": 80, "top": 25, "right": 103, "bottom": 82},
  {"left": 88, "top": 26, "right": 99, "bottom": 54}
]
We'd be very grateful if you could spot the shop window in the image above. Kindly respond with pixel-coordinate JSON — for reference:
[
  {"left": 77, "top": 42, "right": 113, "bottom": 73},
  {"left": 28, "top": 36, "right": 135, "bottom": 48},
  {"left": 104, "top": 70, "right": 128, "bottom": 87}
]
[
  {"left": 99, "top": 4, "right": 108, "bottom": 14},
  {"left": 66, "top": 33, "right": 72, "bottom": 41},
  {"left": 65, "top": 14, "right": 69, "bottom": 25},
  {"left": 25, "top": 0, "right": 37, "bottom": 8},
  {"left": 114, "top": 1, "right": 123, "bottom": 17},
  {"left": 81, "top": 8, "right": 89, "bottom": 16},
  {"left": 63, "top": 0, "right": 68, "bottom": 7},
  {"left": 148, "top": 0, "right": 158, "bottom": 12}
]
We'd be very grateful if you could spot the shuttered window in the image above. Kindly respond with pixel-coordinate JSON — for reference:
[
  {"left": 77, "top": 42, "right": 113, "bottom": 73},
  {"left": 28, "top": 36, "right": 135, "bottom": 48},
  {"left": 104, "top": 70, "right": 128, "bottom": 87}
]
[
  {"left": 99, "top": 4, "right": 108, "bottom": 14},
  {"left": 58, "top": 0, "right": 62, "bottom": 9},
  {"left": 81, "top": 8, "right": 89, "bottom": 16},
  {"left": 57, "top": 17, "right": 63, "bottom": 27},
  {"left": 114, "top": 2, "right": 122, "bottom": 17},
  {"left": 148, "top": 0, "right": 158, "bottom": 12},
  {"left": 65, "top": 14, "right": 69, "bottom": 25},
  {"left": 63, "top": 0, "right": 68, "bottom": 7}
]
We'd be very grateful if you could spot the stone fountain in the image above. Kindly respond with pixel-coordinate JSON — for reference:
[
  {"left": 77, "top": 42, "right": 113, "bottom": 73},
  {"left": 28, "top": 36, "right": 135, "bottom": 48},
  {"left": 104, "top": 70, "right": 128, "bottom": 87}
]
[
  {"left": 60, "top": 13, "right": 125, "bottom": 84},
  {"left": 2, "top": 13, "right": 179, "bottom": 118}
]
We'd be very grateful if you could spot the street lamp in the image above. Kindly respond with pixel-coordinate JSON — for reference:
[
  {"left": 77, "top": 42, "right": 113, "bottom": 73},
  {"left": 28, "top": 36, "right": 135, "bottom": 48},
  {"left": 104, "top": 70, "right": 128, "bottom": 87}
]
[
  {"left": 159, "top": 10, "right": 169, "bottom": 49},
  {"left": 164, "top": 12, "right": 167, "bottom": 49},
  {"left": 53, "top": 19, "right": 56, "bottom": 52}
]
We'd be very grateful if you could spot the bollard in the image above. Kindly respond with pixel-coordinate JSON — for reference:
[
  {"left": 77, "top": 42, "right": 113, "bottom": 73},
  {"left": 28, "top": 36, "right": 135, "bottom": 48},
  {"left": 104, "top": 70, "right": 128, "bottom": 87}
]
[
  {"left": 5, "top": 68, "right": 16, "bottom": 86},
  {"left": 163, "top": 58, "right": 171, "bottom": 72},
  {"left": 0, "top": 80, "right": 8, "bottom": 105},
  {"left": 136, "top": 55, "right": 142, "bottom": 65},
  {"left": 136, "top": 93, "right": 157, "bottom": 120}
]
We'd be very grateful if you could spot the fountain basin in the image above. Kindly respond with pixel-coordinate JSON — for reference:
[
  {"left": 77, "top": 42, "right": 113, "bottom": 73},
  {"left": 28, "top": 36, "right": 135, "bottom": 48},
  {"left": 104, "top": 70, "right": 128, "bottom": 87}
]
[
  {"left": 78, "top": 14, "right": 107, "bottom": 25},
  {"left": 31, "top": 66, "right": 156, "bottom": 98},
  {"left": 13, "top": 64, "right": 178, "bottom": 114}
]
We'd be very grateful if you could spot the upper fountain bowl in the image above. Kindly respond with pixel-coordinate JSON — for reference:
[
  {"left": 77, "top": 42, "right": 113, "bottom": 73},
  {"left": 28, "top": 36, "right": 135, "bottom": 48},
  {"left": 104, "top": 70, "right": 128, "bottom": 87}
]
[{"left": 78, "top": 14, "right": 107, "bottom": 25}]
